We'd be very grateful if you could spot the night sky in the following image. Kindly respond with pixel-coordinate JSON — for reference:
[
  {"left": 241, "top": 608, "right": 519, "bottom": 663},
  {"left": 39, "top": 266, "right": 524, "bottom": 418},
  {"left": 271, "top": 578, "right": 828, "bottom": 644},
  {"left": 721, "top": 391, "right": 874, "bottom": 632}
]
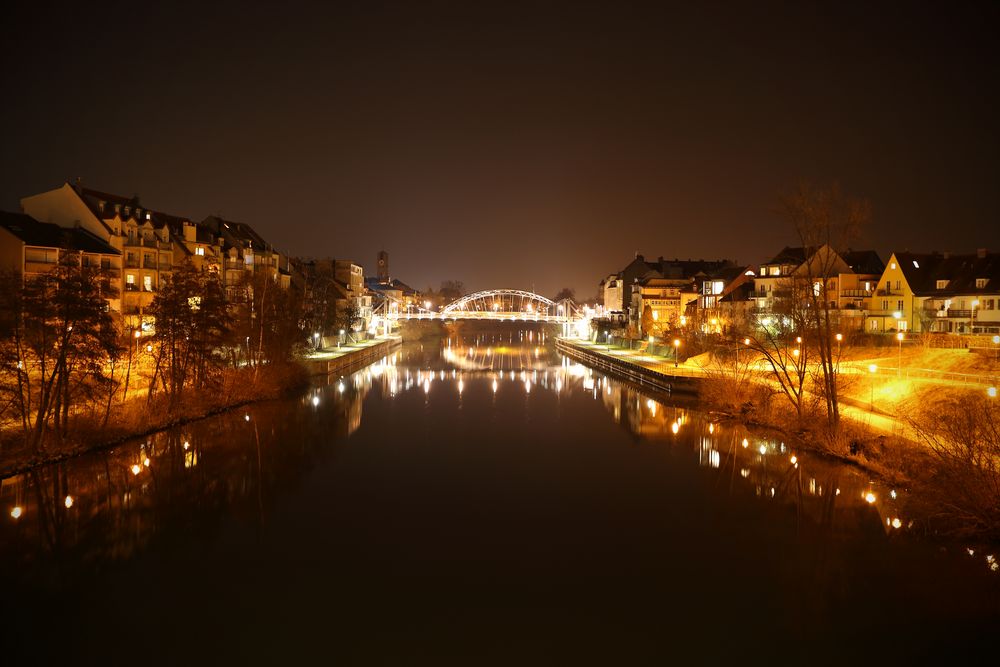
[{"left": 3, "top": 1, "right": 998, "bottom": 299}]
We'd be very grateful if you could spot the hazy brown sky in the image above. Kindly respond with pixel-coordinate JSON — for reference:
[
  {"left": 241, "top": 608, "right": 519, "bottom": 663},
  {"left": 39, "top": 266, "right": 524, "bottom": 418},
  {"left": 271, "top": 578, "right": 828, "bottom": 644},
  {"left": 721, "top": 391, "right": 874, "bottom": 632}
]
[{"left": 3, "top": 1, "right": 998, "bottom": 298}]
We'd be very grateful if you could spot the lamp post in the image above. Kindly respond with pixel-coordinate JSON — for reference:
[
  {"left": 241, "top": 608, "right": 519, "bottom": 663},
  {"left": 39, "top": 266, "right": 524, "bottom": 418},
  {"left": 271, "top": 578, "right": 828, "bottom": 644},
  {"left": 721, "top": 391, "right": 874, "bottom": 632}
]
[
  {"left": 971, "top": 300, "right": 979, "bottom": 334},
  {"left": 896, "top": 332, "right": 904, "bottom": 377},
  {"left": 673, "top": 338, "right": 681, "bottom": 368},
  {"left": 993, "top": 334, "right": 999, "bottom": 361},
  {"left": 868, "top": 363, "right": 878, "bottom": 411}
]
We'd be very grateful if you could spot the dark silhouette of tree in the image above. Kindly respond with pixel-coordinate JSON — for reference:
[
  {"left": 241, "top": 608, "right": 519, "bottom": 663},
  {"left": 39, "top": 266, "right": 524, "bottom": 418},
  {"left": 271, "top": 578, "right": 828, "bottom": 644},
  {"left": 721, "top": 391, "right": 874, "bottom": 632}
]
[
  {"left": 147, "top": 262, "right": 229, "bottom": 406},
  {"left": 439, "top": 280, "right": 464, "bottom": 300},
  {"left": 780, "top": 182, "right": 870, "bottom": 432},
  {"left": 0, "top": 253, "right": 119, "bottom": 452},
  {"left": 553, "top": 287, "right": 575, "bottom": 302}
]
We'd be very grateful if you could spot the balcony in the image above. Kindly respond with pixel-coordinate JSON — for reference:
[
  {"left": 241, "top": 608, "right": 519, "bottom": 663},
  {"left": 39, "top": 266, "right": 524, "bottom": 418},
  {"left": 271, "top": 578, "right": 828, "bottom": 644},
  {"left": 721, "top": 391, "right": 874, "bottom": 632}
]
[
  {"left": 876, "top": 288, "right": 900, "bottom": 297},
  {"left": 840, "top": 288, "right": 871, "bottom": 298},
  {"left": 946, "top": 309, "right": 972, "bottom": 318},
  {"left": 124, "top": 237, "right": 172, "bottom": 250}
]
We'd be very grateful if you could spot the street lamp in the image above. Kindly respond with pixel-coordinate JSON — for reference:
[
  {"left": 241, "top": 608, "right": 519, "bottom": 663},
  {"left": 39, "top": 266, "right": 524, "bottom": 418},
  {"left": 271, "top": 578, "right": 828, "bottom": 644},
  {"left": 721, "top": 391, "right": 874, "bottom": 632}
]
[
  {"left": 835, "top": 333, "right": 843, "bottom": 370},
  {"left": 313, "top": 331, "right": 320, "bottom": 350},
  {"left": 868, "top": 364, "right": 878, "bottom": 411},
  {"left": 673, "top": 338, "right": 681, "bottom": 368},
  {"left": 896, "top": 332, "right": 904, "bottom": 377}
]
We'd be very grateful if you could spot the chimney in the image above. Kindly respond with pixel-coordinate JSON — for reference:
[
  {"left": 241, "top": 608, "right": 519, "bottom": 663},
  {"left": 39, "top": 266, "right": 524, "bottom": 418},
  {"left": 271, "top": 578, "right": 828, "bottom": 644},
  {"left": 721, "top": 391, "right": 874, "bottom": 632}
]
[{"left": 74, "top": 177, "right": 82, "bottom": 195}]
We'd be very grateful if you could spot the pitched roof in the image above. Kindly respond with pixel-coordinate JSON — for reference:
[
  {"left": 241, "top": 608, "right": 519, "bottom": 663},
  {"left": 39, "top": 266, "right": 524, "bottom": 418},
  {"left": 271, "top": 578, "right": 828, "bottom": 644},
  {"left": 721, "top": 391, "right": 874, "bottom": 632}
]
[
  {"left": 894, "top": 251, "right": 1000, "bottom": 296},
  {"left": 842, "top": 249, "right": 885, "bottom": 275},
  {"left": 763, "top": 246, "right": 810, "bottom": 266},
  {"left": 0, "top": 210, "right": 119, "bottom": 255}
]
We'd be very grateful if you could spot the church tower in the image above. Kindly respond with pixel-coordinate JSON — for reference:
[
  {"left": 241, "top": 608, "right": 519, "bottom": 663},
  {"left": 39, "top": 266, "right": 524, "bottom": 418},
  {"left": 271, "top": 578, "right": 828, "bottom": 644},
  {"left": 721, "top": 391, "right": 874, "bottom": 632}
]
[{"left": 376, "top": 250, "right": 389, "bottom": 283}]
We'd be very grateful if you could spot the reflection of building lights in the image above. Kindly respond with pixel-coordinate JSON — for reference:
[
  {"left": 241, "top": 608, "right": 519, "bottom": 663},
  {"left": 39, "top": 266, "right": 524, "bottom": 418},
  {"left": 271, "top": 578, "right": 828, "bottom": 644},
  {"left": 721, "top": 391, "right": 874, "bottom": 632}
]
[
  {"left": 492, "top": 380, "right": 498, "bottom": 393},
  {"left": 458, "top": 379, "right": 464, "bottom": 394},
  {"left": 790, "top": 455, "right": 797, "bottom": 465},
  {"left": 131, "top": 464, "right": 142, "bottom": 475},
  {"left": 11, "top": 506, "right": 23, "bottom": 519},
  {"left": 312, "top": 396, "right": 320, "bottom": 406},
  {"left": 64, "top": 495, "right": 74, "bottom": 509},
  {"left": 742, "top": 438, "right": 748, "bottom": 448},
  {"left": 708, "top": 423, "right": 714, "bottom": 434},
  {"left": 865, "top": 492, "right": 876, "bottom": 504},
  {"left": 890, "top": 489, "right": 897, "bottom": 499},
  {"left": 891, "top": 518, "right": 902, "bottom": 529},
  {"left": 183, "top": 440, "right": 190, "bottom": 450},
  {"left": 759, "top": 444, "right": 766, "bottom": 455},
  {"left": 671, "top": 422, "right": 679, "bottom": 434},
  {"left": 143, "top": 457, "right": 150, "bottom": 467}
]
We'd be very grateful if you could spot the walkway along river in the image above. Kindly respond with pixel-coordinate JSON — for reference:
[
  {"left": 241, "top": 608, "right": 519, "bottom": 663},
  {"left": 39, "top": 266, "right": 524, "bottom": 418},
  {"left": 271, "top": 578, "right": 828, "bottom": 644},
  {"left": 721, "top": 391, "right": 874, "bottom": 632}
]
[{"left": 1, "top": 324, "right": 997, "bottom": 664}]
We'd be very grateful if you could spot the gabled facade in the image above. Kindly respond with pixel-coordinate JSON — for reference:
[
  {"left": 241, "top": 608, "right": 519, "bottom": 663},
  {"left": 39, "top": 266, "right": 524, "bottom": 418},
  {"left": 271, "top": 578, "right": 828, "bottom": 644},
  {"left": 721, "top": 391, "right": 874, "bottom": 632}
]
[
  {"left": 0, "top": 211, "right": 121, "bottom": 310},
  {"left": 867, "top": 250, "right": 1000, "bottom": 334}
]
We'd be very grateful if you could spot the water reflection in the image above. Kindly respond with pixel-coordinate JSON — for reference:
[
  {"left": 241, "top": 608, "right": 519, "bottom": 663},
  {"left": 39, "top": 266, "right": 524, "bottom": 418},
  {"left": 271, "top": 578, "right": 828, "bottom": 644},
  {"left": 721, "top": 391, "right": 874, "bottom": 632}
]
[{"left": 1, "top": 328, "right": 997, "bottom": 591}]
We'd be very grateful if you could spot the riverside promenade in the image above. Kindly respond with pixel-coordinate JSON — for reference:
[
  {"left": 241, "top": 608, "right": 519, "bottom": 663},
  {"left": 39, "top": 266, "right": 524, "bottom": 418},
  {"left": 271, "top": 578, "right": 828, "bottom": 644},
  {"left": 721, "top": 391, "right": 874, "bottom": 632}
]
[
  {"left": 303, "top": 336, "right": 402, "bottom": 376},
  {"left": 555, "top": 337, "right": 917, "bottom": 439},
  {"left": 555, "top": 337, "right": 703, "bottom": 394}
]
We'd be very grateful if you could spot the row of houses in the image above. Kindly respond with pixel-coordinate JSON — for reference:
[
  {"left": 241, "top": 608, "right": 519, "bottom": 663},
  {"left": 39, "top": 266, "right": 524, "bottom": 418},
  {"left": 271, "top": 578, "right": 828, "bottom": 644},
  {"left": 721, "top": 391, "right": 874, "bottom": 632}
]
[
  {"left": 0, "top": 180, "right": 402, "bottom": 337},
  {"left": 599, "top": 245, "right": 1000, "bottom": 337}
]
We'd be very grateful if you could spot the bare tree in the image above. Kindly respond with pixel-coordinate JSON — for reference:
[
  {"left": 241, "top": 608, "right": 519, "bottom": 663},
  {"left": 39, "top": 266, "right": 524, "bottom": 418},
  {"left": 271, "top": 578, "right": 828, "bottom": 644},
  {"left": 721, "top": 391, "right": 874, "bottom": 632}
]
[{"left": 779, "top": 183, "right": 870, "bottom": 432}]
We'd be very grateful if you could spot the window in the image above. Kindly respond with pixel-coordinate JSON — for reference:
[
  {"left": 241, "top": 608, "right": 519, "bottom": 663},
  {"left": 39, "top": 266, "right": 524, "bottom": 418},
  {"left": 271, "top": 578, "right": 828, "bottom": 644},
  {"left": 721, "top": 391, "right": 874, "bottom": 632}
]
[
  {"left": 897, "top": 300, "right": 904, "bottom": 311},
  {"left": 894, "top": 280, "right": 900, "bottom": 290},
  {"left": 882, "top": 300, "right": 888, "bottom": 310},
  {"left": 195, "top": 247, "right": 205, "bottom": 256},
  {"left": 936, "top": 280, "right": 948, "bottom": 289},
  {"left": 976, "top": 278, "right": 988, "bottom": 289},
  {"left": 144, "top": 275, "right": 153, "bottom": 292},
  {"left": 985, "top": 299, "right": 995, "bottom": 311},
  {"left": 772, "top": 267, "right": 781, "bottom": 276},
  {"left": 813, "top": 282, "right": 822, "bottom": 297},
  {"left": 870, "top": 319, "right": 879, "bottom": 331},
  {"left": 126, "top": 274, "right": 136, "bottom": 290},
  {"left": 890, "top": 262, "right": 897, "bottom": 270}
]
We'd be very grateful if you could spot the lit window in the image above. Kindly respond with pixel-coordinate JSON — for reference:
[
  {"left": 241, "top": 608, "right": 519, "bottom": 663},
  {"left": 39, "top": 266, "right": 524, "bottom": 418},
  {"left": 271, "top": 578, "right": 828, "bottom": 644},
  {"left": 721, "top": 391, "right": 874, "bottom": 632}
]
[
  {"left": 126, "top": 274, "right": 135, "bottom": 285},
  {"left": 976, "top": 278, "right": 987, "bottom": 289},
  {"left": 144, "top": 275, "right": 153, "bottom": 292},
  {"left": 936, "top": 280, "right": 948, "bottom": 290},
  {"left": 890, "top": 262, "right": 896, "bottom": 270},
  {"left": 913, "top": 260, "right": 920, "bottom": 268},
  {"left": 195, "top": 247, "right": 205, "bottom": 256}
]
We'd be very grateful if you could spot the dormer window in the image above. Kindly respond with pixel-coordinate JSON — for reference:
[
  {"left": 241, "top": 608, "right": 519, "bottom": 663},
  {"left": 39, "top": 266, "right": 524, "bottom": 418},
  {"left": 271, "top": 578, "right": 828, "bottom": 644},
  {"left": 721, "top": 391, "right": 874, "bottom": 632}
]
[
  {"left": 195, "top": 247, "right": 205, "bottom": 256},
  {"left": 123, "top": 206, "right": 130, "bottom": 217},
  {"left": 146, "top": 212, "right": 151, "bottom": 221},
  {"left": 936, "top": 280, "right": 948, "bottom": 290},
  {"left": 976, "top": 278, "right": 988, "bottom": 289}
]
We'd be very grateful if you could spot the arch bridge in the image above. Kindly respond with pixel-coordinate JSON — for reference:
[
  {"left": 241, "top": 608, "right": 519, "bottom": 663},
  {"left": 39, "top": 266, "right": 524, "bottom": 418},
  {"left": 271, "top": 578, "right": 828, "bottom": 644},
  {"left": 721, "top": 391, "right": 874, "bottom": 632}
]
[{"left": 379, "top": 289, "right": 578, "bottom": 322}]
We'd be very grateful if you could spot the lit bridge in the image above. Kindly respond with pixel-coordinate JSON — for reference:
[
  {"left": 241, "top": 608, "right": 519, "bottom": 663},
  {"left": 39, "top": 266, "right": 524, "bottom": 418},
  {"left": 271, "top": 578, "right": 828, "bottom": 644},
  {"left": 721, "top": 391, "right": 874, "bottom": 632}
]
[{"left": 375, "top": 289, "right": 580, "bottom": 323}]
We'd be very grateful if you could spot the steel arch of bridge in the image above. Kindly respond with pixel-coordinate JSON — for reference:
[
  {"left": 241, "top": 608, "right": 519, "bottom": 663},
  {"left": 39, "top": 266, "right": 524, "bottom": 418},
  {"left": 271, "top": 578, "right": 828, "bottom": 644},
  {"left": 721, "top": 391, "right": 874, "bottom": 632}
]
[{"left": 441, "top": 289, "right": 557, "bottom": 317}]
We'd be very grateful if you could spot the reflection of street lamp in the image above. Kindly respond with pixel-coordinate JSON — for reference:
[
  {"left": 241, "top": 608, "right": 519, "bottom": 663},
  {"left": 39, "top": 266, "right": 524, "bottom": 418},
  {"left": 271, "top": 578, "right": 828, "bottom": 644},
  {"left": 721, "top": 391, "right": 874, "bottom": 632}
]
[
  {"left": 868, "top": 364, "right": 878, "bottom": 411},
  {"left": 896, "top": 332, "right": 904, "bottom": 376},
  {"left": 673, "top": 338, "right": 681, "bottom": 368}
]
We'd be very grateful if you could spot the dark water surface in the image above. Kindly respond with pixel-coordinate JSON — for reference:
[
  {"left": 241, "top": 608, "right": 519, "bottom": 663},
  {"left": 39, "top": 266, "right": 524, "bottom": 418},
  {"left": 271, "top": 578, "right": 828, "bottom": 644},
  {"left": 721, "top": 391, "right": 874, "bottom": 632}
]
[{"left": 2, "top": 327, "right": 998, "bottom": 664}]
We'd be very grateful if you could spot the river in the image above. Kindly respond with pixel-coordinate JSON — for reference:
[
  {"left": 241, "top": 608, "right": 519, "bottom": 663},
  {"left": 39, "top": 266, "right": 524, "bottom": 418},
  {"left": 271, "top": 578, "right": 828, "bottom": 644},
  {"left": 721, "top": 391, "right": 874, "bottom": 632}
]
[{"left": 1, "top": 325, "right": 997, "bottom": 664}]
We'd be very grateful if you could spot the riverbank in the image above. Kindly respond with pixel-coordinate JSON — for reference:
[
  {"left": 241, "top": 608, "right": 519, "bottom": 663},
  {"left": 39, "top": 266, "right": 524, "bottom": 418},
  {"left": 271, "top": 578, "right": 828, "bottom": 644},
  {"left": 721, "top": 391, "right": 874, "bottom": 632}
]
[
  {"left": 0, "top": 340, "right": 401, "bottom": 478},
  {"left": 0, "top": 362, "right": 311, "bottom": 478},
  {"left": 557, "top": 336, "right": 1000, "bottom": 542},
  {"left": 302, "top": 336, "right": 402, "bottom": 376}
]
